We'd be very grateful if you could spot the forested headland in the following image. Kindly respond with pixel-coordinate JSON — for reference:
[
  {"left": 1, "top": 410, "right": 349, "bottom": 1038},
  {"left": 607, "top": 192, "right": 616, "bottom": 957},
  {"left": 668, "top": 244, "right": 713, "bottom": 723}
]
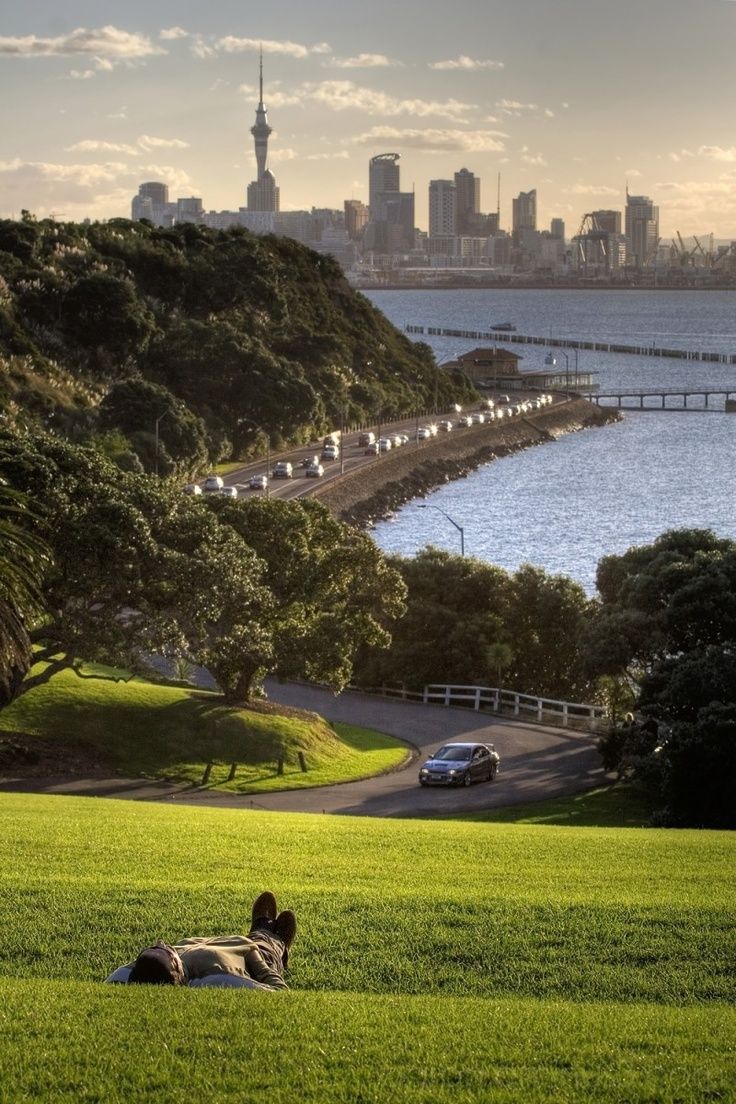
[{"left": 0, "top": 215, "right": 468, "bottom": 474}]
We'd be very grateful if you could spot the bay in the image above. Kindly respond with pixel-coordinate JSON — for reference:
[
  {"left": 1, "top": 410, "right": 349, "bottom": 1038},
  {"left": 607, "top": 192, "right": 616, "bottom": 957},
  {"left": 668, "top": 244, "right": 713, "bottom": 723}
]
[{"left": 366, "top": 289, "right": 736, "bottom": 593}]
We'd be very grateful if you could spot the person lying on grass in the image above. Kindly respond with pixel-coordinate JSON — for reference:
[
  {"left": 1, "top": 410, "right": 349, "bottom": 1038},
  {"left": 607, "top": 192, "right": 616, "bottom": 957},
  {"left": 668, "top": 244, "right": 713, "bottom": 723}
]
[{"left": 105, "top": 891, "right": 296, "bottom": 990}]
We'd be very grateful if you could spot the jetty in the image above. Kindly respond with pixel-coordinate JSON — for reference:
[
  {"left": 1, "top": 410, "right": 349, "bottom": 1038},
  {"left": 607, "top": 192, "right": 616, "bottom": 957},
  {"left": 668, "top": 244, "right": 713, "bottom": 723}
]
[
  {"left": 592, "top": 389, "right": 736, "bottom": 411},
  {"left": 405, "top": 324, "right": 736, "bottom": 364}
]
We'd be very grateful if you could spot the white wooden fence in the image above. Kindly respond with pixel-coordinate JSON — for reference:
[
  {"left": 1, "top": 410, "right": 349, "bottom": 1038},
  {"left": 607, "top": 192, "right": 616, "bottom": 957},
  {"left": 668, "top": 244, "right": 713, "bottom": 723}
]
[{"left": 366, "top": 683, "right": 606, "bottom": 731}]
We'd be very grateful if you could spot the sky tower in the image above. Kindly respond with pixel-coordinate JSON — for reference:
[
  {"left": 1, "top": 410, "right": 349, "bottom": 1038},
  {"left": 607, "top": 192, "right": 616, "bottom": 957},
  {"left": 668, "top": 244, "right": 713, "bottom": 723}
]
[{"left": 247, "top": 49, "right": 279, "bottom": 211}]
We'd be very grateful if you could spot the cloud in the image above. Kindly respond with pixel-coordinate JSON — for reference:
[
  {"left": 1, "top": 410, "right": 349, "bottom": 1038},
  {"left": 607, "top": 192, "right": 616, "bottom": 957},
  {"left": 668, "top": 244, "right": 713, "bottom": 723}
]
[
  {"left": 496, "top": 99, "right": 539, "bottom": 115},
  {"left": 69, "top": 69, "right": 95, "bottom": 80},
  {"left": 306, "top": 80, "right": 475, "bottom": 120},
  {"left": 566, "top": 184, "right": 620, "bottom": 196},
  {"left": 67, "top": 139, "right": 140, "bottom": 156},
  {"left": 215, "top": 36, "right": 311, "bottom": 58},
  {"left": 305, "top": 150, "right": 350, "bottom": 160},
  {"left": 268, "top": 148, "right": 299, "bottom": 162},
  {"left": 351, "top": 126, "right": 506, "bottom": 152},
  {"left": 137, "top": 135, "right": 189, "bottom": 151},
  {"left": 160, "top": 27, "right": 189, "bottom": 40},
  {"left": 521, "top": 152, "right": 547, "bottom": 166},
  {"left": 0, "top": 25, "right": 165, "bottom": 59},
  {"left": 625, "top": 168, "right": 642, "bottom": 177},
  {"left": 328, "top": 54, "right": 395, "bottom": 68},
  {"left": 680, "top": 145, "right": 736, "bottom": 162},
  {"left": 430, "top": 56, "right": 504, "bottom": 71},
  {"left": 544, "top": 108, "right": 555, "bottom": 118}
]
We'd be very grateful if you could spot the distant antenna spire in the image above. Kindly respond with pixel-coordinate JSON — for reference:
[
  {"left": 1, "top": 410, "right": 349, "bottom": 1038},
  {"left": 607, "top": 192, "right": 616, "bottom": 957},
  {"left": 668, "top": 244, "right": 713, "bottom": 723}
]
[
  {"left": 497, "top": 172, "right": 501, "bottom": 219},
  {"left": 259, "top": 45, "right": 264, "bottom": 105}
]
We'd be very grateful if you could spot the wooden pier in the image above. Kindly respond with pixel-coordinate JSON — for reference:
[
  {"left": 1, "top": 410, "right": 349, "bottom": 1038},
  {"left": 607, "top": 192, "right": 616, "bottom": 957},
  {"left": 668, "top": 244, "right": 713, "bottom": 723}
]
[
  {"left": 405, "top": 324, "right": 736, "bottom": 364},
  {"left": 591, "top": 389, "right": 736, "bottom": 411}
]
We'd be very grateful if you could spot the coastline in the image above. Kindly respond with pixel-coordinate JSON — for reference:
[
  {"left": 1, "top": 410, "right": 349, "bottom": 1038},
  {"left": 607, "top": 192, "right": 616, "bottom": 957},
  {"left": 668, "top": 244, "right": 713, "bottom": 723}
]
[{"left": 313, "top": 398, "right": 621, "bottom": 529}]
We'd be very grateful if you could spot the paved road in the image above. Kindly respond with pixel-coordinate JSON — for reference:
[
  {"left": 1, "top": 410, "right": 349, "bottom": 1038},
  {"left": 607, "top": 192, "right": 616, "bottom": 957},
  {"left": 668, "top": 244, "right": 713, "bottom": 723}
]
[{"left": 1, "top": 683, "right": 609, "bottom": 818}]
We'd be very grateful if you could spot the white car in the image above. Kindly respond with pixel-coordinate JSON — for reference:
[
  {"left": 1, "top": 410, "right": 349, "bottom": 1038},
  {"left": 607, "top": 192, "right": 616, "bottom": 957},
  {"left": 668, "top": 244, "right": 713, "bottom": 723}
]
[
  {"left": 272, "top": 461, "right": 293, "bottom": 478},
  {"left": 438, "top": 420, "right": 453, "bottom": 432},
  {"left": 218, "top": 485, "right": 238, "bottom": 498},
  {"left": 249, "top": 474, "right": 268, "bottom": 491},
  {"left": 390, "top": 433, "right": 403, "bottom": 448},
  {"left": 416, "top": 427, "right": 432, "bottom": 440},
  {"left": 203, "top": 474, "right": 224, "bottom": 493},
  {"left": 378, "top": 437, "right": 393, "bottom": 451},
  {"left": 321, "top": 445, "right": 339, "bottom": 461},
  {"left": 305, "top": 462, "right": 324, "bottom": 478},
  {"left": 182, "top": 483, "right": 202, "bottom": 495},
  {"left": 471, "top": 412, "right": 485, "bottom": 424}
]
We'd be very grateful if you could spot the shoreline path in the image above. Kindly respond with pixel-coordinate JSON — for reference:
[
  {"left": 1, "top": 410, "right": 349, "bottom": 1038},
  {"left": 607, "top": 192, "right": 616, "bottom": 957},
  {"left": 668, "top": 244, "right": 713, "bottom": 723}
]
[{"left": 0, "top": 682, "right": 610, "bottom": 817}]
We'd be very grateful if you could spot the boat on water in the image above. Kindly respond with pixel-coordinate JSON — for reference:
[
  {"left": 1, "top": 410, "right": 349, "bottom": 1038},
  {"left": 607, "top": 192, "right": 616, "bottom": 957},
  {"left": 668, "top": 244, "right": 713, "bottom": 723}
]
[{"left": 490, "top": 322, "right": 516, "bottom": 332}]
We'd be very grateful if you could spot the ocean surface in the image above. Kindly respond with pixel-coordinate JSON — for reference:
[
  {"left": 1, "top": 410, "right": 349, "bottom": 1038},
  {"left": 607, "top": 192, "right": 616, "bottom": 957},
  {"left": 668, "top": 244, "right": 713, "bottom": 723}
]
[{"left": 365, "top": 289, "right": 736, "bottom": 593}]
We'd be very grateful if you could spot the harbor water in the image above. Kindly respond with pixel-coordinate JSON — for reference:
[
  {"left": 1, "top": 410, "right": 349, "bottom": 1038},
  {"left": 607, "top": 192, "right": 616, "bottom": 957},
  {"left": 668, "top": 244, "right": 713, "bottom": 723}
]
[{"left": 366, "top": 289, "right": 736, "bottom": 593}]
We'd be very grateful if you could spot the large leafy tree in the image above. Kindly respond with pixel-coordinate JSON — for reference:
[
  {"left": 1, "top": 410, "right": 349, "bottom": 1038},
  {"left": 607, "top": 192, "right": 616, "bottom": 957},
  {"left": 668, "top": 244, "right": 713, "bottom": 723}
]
[
  {"left": 203, "top": 495, "right": 407, "bottom": 698},
  {"left": 0, "top": 480, "right": 49, "bottom": 706}
]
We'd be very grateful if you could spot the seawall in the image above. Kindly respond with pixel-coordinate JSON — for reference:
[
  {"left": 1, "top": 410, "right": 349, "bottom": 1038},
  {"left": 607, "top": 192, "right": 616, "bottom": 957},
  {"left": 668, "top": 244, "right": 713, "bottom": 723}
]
[{"left": 312, "top": 398, "right": 621, "bottom": 528}]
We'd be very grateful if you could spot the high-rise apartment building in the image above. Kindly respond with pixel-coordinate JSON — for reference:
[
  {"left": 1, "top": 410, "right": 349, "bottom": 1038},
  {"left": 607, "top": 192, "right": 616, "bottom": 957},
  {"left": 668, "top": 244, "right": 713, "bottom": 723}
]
[
  {"left": 593, "top": 210, "right": 622, "bottom": 236},
  {"left": 246, "top": 52, "right": 279, "bottom": 212},
  {"left": 344, "top": 199, "right": 368, "bottom": 240},
  {"left": 512, "top": 189, "right": 537, "bottom": 236},
  {"left": 550, "top": 218, "right": 565, "bottom": 241},
  {"left": 131, "top": 181, "right": 173, "bottom": 223},
  {"left": 625, "top": 192, "right": 658, "bottom": 268},
  {"left": 368, "top": 154, "right": 400, "bottom": 218},
  {"left": 429, "top": 179, "right": 457, "bottom": 237},
  {"left": 454, "top": 168, "right": 480, "bottom": 234}
]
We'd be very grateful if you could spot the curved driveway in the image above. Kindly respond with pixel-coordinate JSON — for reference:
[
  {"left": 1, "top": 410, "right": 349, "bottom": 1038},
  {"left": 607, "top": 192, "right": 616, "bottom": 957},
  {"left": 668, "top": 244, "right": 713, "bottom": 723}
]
[
  {"left": 170, "top": 682, "right": 609, "bottom": 817},
  {"left": 0, "top": 683, "right": 609, "bottom": 817}
]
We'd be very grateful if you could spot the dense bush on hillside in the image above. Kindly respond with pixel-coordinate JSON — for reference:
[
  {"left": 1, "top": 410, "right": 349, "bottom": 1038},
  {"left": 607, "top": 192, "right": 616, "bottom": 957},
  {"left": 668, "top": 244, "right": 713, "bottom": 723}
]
[
  {"left": 587, "top": 530, "right": 736, "bottom": 827},
  {"left": 352, "top": 547, "right": 598, "bottom": 703},
  {"left": 0, "top": 216, "right": 467, "bottom": 472}
]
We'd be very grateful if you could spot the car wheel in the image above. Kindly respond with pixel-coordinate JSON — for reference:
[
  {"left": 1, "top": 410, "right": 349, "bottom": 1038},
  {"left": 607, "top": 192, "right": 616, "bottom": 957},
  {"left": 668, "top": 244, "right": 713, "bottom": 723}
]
[
  {"left": 463, "top": 772, "right": 472, "bottom": 787},
  {"left": 419, "top": 780, "right": 428, "bottom": 787},
  {"left": 491, "top": 764, "right": 498, "bottom": 781}
]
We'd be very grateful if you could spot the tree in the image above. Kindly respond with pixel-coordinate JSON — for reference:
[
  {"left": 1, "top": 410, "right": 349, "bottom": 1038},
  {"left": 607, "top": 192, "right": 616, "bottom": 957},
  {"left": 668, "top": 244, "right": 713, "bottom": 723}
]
[
  {"left": 203, "top": 495, "right": 406, "bottom": 697},
  {"left": 98, "top": 378, "right": 209, "bottom": 474},
  {"left": 0, "top": 481, "right": 49, "bottom": 706}
]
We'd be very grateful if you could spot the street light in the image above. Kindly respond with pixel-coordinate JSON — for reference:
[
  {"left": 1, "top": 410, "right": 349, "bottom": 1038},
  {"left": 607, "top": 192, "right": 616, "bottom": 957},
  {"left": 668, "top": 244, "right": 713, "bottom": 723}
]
[
  {"left": 239, "top": 418, "right": 271, "bottom": 496},
  {"left": 545, "top": 349, "right": 570, "bottom": 396},
  {"left": 154, "top": 409, "right": 171, "bottom": 477},
  {"left": 417, "top": 503, "right": 465, "bottom": 556}
]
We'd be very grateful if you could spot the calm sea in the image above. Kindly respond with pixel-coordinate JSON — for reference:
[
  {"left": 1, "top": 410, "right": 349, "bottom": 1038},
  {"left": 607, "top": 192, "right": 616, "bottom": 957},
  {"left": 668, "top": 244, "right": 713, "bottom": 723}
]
[{"left": 366, "top": 289, "right": 736, "bottom": 593}]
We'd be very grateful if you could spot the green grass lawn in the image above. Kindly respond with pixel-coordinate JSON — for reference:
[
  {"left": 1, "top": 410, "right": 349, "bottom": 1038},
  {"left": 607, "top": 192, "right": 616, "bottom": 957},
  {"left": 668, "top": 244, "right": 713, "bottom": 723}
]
[
  {"left": 455, "top": 783, "right": 652, "bottom": 827},
  {"left": 0, "top": 793, "right": 733, "bottom": 1102},
  {"left": 0, "top": 662, "right": 408, "bottom": 791}
]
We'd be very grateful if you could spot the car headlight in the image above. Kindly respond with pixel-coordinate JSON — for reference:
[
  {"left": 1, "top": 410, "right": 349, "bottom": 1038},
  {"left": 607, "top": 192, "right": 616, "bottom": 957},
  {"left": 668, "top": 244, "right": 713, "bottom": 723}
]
[
  {"left": 448, "top": 769, "right": 458, "bottom": 775},
  {"left": 420, "top": 768, "right": 429, "bottom": 774}
]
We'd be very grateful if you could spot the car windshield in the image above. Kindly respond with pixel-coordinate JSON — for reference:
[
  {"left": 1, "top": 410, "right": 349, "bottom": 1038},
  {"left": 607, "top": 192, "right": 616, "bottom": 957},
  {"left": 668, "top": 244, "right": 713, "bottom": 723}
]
[{"left": 432, "top": 746, "right": 472, "bottom": 761}]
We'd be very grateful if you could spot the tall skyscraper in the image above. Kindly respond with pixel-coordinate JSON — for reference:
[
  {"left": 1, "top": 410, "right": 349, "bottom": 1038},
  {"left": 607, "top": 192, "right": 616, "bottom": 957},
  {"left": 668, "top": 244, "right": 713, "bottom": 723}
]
[
  {"left": 512, "top": 189, "right": 537, "bottom": 235},
  {"left": 344, "top": 199, "right": 368, "bottom": 240},
  {"left": 625, "top": 192, "right": 658, "bottom": 268},
  {"left": 454, "top": 168, "right": 480, "bottom": 234},
  {"left": 429, "top": 180, "right": 457, "bottom": 237},
  {"left": 247, "top": 51, "right": 279, "bottom": 212},
  {"left": 368, "top": 154, "right": 401, "bottom": 217},
  {"left": 550, "top": 218, "right": 565, "bottom": 241},
  {"left": 131, "top": 181, "right": 172, "bottom": 223}
]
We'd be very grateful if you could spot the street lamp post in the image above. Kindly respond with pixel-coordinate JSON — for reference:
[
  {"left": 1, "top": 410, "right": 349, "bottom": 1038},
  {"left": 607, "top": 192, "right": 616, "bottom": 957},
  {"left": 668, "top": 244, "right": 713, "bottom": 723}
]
[
  {"left": 417, "top": 503, "right": 465, "bottom": 556},
  {"left": 154, "top": 409, "right": 171, "bottom": 477},
  {"left": 545, "top": 349, "right": 570, "bottom": 397},
  {"left": 239, "top": 418, "right": 271, "bottom": 496}
]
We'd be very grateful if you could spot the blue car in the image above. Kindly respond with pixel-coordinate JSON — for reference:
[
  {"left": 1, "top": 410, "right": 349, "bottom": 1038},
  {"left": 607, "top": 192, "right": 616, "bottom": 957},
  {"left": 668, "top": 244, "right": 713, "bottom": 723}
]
[{"left": 418, "top": 742, "right": 500, "bottom": 787}]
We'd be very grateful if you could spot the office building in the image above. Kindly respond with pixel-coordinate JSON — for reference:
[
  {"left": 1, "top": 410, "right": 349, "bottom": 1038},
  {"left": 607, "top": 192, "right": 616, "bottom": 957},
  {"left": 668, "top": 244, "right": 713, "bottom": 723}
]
[
  {"left": 246, "top": 52, "right": 279, "bottom": 212},
  {"left": 368, "top": 154, "right": 400, "bottom": 218},
  {"left": 550, "top": 218, "right": 565, "bottom": 241},
  {"left": 625, "top": 191, "right": 659, "bottom": 268},
  {"left": 131, "top": 181, "right": 174, "bottom": 224},
  {"left": 454, "top": 168, "right": 480, "bottom": 234},
  {"left": 512, "top": 189, "right": 537, "bottom": 239},
  {"left": 344, "top": 199, "right": 368, "bottom": 240},
  {"left": 429, "top": 180, "right": 457, "bottom": 238}
]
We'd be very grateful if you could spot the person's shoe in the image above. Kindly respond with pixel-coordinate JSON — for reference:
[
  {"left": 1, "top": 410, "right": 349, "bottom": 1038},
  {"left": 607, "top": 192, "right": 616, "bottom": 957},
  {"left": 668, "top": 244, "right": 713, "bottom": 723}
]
[
  {"left": 251, "top": 891, "right": 278, "bottom": 929},
  {"left": 272, "top": 909, "right": 297, "bottom": 949}
]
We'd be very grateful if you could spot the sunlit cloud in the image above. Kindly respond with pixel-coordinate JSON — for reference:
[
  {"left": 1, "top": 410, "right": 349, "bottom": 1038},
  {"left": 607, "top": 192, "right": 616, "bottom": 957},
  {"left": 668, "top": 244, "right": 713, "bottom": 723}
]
[
  {"left": 0, "top": 26, "right": 165, "bottom": 59},
  {"left": 680, "top": 145, "right": 736, "bottom": 162},
  {"left": 69, "top": 69, "right": 95, "bottom": 80},
  {"left": 305, "top": 150, "right": 350, "bottom": 160},
  {"left": 430, "top": 56, "right": 504, "bottom": 71},
  {"left": 137, "top": 135, "right": 189, "bottom": 151},
  {"left": 327, "top": 54, "right": 396, "bottom": 68},
  {"left": 160, "top": 27, "right": 189, "bottom": 41},
  {"left": 566, "top": 184, "right": 620, "bottom": 196},
  {"left": 351, "top": 126, "right": 506, "bottom": 152},
  {"left": 67, "top": 139, "right": 140, "bottom": 156},
  {"left": 242, "top": 80, "right": 475, "bottom": 120},
  {"left": 214, "top": 36, "right": 326, "bottom": 58}
]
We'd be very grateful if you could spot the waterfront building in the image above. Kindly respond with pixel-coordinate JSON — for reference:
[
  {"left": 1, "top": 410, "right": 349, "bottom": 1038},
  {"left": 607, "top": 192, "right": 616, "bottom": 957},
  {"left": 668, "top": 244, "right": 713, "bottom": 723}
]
[
  {"left": 429, "top": 179, "right": 457, "bottom": 238},
  {"left": 454, "top": 168, "right": 481, "bottom": 234},
  {"left": 625, "top": 191, "right": 659, "bottom": 268},
  {"left": 446, "top": 347, "right": 597, "bottom": 391},
  {"left": 368, "top": 153, "right": 401, "bottom": 217},
  {"left": 246, "top": 52, "right": 279, "bottom": 212}
]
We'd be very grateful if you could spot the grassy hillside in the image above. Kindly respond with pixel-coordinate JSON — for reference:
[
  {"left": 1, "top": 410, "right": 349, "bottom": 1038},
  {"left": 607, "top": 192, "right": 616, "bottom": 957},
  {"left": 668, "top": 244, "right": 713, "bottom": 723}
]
[
  {"left": 0, "top": 661, "right": 407, "bottom": 790},
  {"left": 0, "top": 794, "right": 733, "bottom": 1102}
]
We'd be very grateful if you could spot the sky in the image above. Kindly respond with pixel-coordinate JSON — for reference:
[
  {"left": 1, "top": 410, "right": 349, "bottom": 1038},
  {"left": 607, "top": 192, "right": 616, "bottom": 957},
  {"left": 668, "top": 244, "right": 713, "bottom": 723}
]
[{"left": 2, "top": 0, "right": 736, "bottom": 238}]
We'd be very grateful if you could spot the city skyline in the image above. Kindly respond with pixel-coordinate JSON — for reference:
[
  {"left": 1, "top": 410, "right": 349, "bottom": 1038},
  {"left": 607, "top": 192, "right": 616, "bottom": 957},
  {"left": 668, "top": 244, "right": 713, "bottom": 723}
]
[{"left": 1, "top": 0, "right": 736, "bottom": 236}]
